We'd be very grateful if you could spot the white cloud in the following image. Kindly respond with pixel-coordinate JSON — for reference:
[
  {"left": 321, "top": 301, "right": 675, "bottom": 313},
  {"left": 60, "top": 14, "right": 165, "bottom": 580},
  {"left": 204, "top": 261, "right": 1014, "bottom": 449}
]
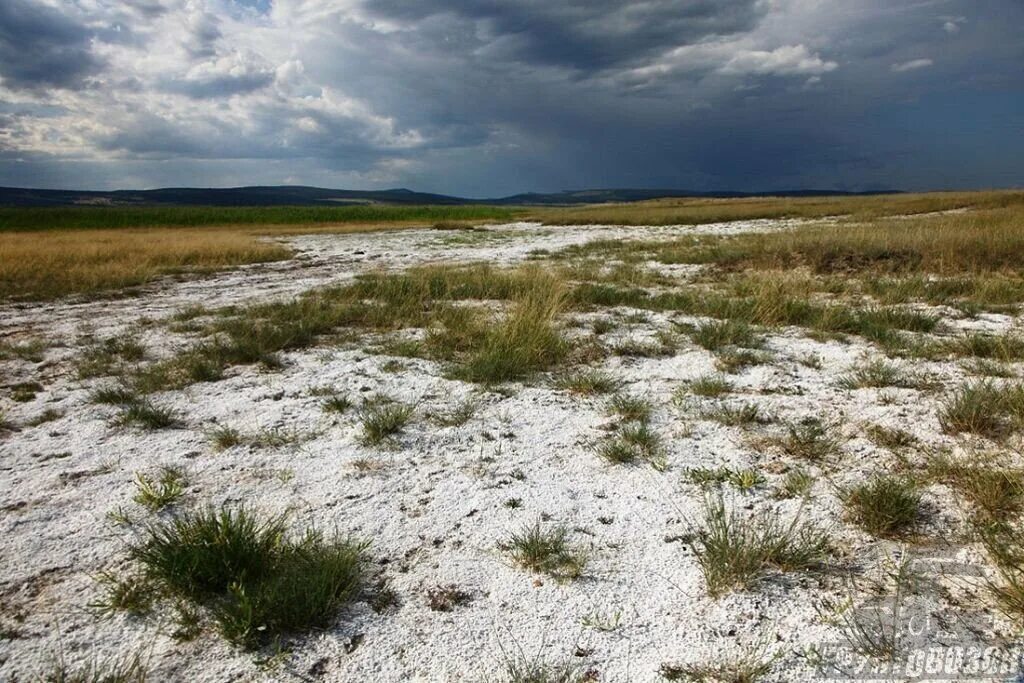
[
  {"left": 891, "top": 58, "right": 933, "bottom": 73},
  {"left": 721, "top": 44, "right": 838, "bottom": 76}
]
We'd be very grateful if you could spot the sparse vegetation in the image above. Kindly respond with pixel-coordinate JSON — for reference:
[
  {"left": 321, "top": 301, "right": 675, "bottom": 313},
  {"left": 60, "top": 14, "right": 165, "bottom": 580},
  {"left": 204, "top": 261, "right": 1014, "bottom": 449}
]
[
  {"left": 502, "top": 522, "right": 586, "bottom": 579},
  {"left": 596, "top": 422, "right": 665, "bottom": 468},
  {"left": 779, "top": 469, "right": 815, "bottom": 499},
  {"left": 703, "top": 402, "right": 770, "bottom": 427},
  {"left": 359, "top": 399, "right": 414, "bottom": 445},
  {"left": 607, "top": 394, "right": 653, "bottom": 422},
  {"left": 864, "top": 424, "right": 918, "bottom": 450},
  {"left": 776, "top": 417, "right": 841, "bottom": 461},
  {"left": 685, "top": 466, "right": 765, "bottom": 493},
  {"left": 125, "top": 506, "right": 365, "bottom": 648},
  {"left": 689, "top": 374, "right": 734, "bottom": 398},
  {"left": 691, "top": 319, "right": 762, "bottom": 352},
  {"left": 133, "top": 467, "right": 186, "bottom": 511},
  {"left": 554, "top": 369, "right": 619, "bottom": 395},
  {"left": 938, "top": 381, "right": 1024, "bottom": 439},
  {"left": 843, "top": 476, "right": 921, "bottom": 538},
  {"left": 692, "top": 496, "right": 830, "bottom": 597}
]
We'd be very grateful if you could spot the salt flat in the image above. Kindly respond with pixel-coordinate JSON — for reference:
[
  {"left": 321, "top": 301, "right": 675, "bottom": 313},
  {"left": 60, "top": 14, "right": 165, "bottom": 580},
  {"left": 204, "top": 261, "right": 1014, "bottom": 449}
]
[{"left": 1, "top": 219, "right": 1020, "bottom": 682}]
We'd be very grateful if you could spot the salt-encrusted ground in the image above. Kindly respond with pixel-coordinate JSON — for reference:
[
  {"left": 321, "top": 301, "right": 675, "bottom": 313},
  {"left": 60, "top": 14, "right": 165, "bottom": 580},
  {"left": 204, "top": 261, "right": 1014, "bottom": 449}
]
[{"left": 0, "top": 220, "right": 1019, "bottom": 682}]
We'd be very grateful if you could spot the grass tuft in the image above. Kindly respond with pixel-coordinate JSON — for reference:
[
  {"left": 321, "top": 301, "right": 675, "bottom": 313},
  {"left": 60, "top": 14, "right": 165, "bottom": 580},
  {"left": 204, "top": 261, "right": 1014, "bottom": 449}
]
[
  {"left": 133, "top": 467, "right": 186, "bottom": 511},
  {"left": 607, "top": 394, "right": 653, "bottom": 423},
  {"left": 689, "top": 374, "right": 734, "bottom": 398},
  {"left": 692, "top": 495, "right": 830, "bottom": 597},
  {"left": 502, "top": 522, "right": 587, "bottom": 580},
  {"left": 359, "top": 399, "right": 414, "bottom": 445},
  {"left": 843, "top": 476, "right": 921, "bottom": 538},
  {"left": 126, "top": 506, "right": 365, "bottom": 648},
  {"left": 938, "top": 381, "right": 1024, "bottom": 439},
  {"left": 554, "top": 369, "right": 620, "bottom": 396},
  {"left": 777, "top": 417, "right": 841, "bottom": 461},
  {"left": 691, "top": 319, "right": 762, "bottom": 352}
]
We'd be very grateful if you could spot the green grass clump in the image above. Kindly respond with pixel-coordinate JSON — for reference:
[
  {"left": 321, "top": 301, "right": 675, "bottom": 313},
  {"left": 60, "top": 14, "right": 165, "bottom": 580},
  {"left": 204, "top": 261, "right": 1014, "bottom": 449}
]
[
  {"left": 689, "top": 374, "right": 734, "bottom": 398},
  {"left": 133, "top": 467, "right": 186, "bottom": 511},
  {"left": 554, "top": 369, "right": 620, "bottom": 396},
  {"left": 778, "top": 469, "right": 815, "bottom": 499},
  {"left": 75, "top": 337, "right": 146, "bottom": 379},
  {"left": 597, "top": 422, "right": 664, "bottom": 468},
  {"left": 454, "top": 280, "right": 568, "bottom": 383},
  {"left": 703, "top": 402, "right": 770, "bottom": 427},
  {"left": 359, "top": 400, "right": 414, "bottom": 445},
  {"left": 938, "top": 381, "right": 1024, "bottom": 439},
  {"left": 502, "top": 522, "right": 586, "bottom": 580},
  {"left": 685, "top": 466, "right": 765, "bottom": 493},
  {"left": 690, "top": 319, "right": 762, "bottom": 351},
  {"left": 692, "top": 496, "right": 830, "bottom": 597},
  {"left": 843, "top": 476, "right": 921, "bottom": 537},
  {"left": 607, "top": 394, "right": 652, "bottom": 423},
  {"left": 127, "top": 506, "right": 365, "bottom": 648},
  {"left": 322, "top": 393, "right": 353, "bottom": 414},
  {"left": 777, "top": 417, "right": 841, "bottom": 461},
  {"left": 864, "top": 424, "right": 918, "bottom": 450},
  {"left": 115, "top": 398, "right": 179, "bottom": 430},
  {"left": 208, "top": 425, "right": 244, "bottom": 450},
  {"left": 838, "top": 359, "right": 932, "bottom": 390},
  {"left": 948, "top": 332, "right": 1024, "bottom": 361},
  {"left": 40, "top": 652, "right": 148, "bottom": 683}
]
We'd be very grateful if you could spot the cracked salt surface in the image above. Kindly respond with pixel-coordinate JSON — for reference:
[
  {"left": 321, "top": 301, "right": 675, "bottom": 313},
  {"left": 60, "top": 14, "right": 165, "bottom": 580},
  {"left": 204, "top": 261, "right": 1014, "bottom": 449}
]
[{"left": 0, "top": 220, "right": 1018, "bottom": 681}]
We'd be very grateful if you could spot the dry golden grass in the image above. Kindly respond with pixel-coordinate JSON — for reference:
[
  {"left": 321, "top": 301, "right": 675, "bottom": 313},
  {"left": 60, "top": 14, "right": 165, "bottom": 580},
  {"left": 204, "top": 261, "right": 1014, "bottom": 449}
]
[
  {"left": 690, "top": 204, "right": 1024, "bottom": 275},
  {"left": 530, "top": 190, "right": 1024, "bottom": 226},
  {"left": 0, "top": 228, "right": 291, "bottom": 301},
  {"left": 0, "top": 223, "right": 439, "bottom": 301}
]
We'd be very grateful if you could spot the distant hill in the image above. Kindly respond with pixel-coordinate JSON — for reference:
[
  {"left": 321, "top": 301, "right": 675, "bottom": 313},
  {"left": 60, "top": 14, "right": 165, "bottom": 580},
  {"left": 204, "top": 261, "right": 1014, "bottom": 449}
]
[{"left": 0, "top": 185, "right": 898, "bottom": 207}]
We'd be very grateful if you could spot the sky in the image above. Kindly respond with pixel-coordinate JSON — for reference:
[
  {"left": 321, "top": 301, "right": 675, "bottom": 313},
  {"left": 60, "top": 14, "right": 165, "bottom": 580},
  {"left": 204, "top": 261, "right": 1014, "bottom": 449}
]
[{"left": 0, "top": 0, "right": 1021, "bottom": 196}]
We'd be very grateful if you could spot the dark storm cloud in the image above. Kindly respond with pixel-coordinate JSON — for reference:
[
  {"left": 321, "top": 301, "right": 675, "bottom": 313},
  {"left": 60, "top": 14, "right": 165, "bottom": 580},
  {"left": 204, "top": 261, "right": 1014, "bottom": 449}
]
[
  {"left": 0, "top": 0, "right": 1021, "bottom": 193},
  {"left": 363, "top": 0, "right": 764, "bottom": 71},
  {"left": 0, "top": 0, "right": 102, "bottom": 90}
]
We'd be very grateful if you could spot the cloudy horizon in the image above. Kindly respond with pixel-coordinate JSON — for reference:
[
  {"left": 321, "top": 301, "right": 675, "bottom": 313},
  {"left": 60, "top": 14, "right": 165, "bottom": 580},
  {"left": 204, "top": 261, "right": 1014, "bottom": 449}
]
[{"left": 0, "top": 0, "right": 1021, "bottom": 196}]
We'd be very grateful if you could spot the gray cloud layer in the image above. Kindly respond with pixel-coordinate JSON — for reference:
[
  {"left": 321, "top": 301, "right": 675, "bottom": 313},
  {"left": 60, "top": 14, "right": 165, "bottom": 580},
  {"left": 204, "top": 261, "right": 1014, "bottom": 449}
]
[{"left": 0, "top": 0, "right": 1021, "bottom": 194}]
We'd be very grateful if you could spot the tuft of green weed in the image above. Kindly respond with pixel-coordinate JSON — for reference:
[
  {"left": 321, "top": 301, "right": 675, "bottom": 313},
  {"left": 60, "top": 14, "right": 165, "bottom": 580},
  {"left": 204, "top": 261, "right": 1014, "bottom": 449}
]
[
  {"left": 864, "top": 424, "right": 918, "bottom": 450},
  {"left": 776, "top": 417, "right": 841, "bottom": 461},
  {"left": 91, "top": 572, "right": 156, "bottom": 617},
  {"left": 838, "top": 359, "right": 933, "bottom": 390},
  {"left": 133, "top": 467, "right": 186, "bottom": 511},
  {"left": 433, "top": 398, "right": 478, "bottom": 427},
  {"left": 692, "top": 495, "right": 830, "bottom": 597},
  {"left": 843, "top": 476, "right": 921, "bottom": 538},
  {"left": 40, "top": 652, "right": 149, "bottom": 683},
  {"left": 10, "top": 381, "right": 42, "bottom": 402},
  {"left": 659, "top": 647, "right": 776, "bottom": 682},
  {"left": 502, "top": 522, "right": 586, "bottom": 580},
  {"left": 115, "top": 399, "right": 179, "bottom": 430},
  {"left": 938, "top": 381, "right": 1024, "bottom": 439},
  {"left": 208, "top": 425, "right": 244, "bottom": 450},
  {"left": 607, "top": 394, "right": 652, "bottom": 423},
  {"left": 454, "top": 280, "right": 568, "bottom": 383},
  {"left": 778, "top": 469, "right": 815, "bottom": 499},
  {"left": 554, "top": 369, "right": 620, "bottom": 396},
  {"left": 27, "top": 408, "right": 63, "bottom": 427},
  {"left": 359, "top": 399, "right": 414, "bottom": 445},
  {"left": 685, "top": 466, "right": 765, "bottom": 493},
  {"left": 126, "top": 506, "right": 365, "bottom": 648},
  {"left": 322, "top": 393, "right": 353, "bottom": 414},
  {"left": 689, "top": 374, "right": 734, "bottom": 398},
  {"left": 597, "top": 422, "right": 664, "bottom": 468},
  {"left": 690, "top": 319, "right": 762, "bottom": 352},
  {"left": 714, "top": 348, "right": 771, "bottom": 373},
  {"left": 703, "top": 402, "right": 771, "bottom": 427}
]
